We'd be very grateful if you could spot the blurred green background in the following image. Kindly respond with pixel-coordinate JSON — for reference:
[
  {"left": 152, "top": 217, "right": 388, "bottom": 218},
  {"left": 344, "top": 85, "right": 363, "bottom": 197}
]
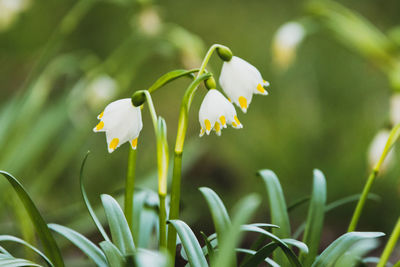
[{"left": 1, "top": 0, "right": 400, "bottom": 263}]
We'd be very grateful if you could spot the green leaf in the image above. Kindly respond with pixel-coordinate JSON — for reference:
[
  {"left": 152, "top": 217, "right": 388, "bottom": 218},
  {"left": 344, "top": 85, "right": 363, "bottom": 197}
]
[
  {"left": 335, "top": 238, "right": 379, "bottom": 266},
  {"left": 148, "top": 69, "right": 197, "bottom": 93},
  {"left": 258, "top": 170, "right": 291, "bottom": 237},
  {"left": 99, "top": 241, "right": 126, "bottom": 267},
  {"left": 241, "top": 242, "right": 279, "bottom": 267},
  {"left": 101, "top": 194, "right": 135, "bottom": 255},
  {"left": 0, "top": 235, "right": 53, "bottom": 267},
  {"left": 200, "top": 231, "right": 214, "bottom": 261},
  {"left": 211, "top": 194, "right": 261, "bottom": 267},
  {"left": 0, "top": 171, "right": 64, "bottom": 267},
  {"left": 168, "top": 220, "right": 208, "bottom": 267},
  {"left": 79, "top": 152, "right": 110, "bottom": 242},
  {"left": 258, "top": 169, "right": 291, "bottom": 266},
  {"left": 199, "top": 187, "right": 231, "bottom": 240},
  {"left": 236, "top": 248, "right": 279, "bottom": 267},
  {"left": 0, "top": 254, "right": 42, "bottom": 267},
  {"left": 0, "top": 246, "right": 10, "bottom": 256},
  {"left": 312, "top": 232, "right": 385, "bottom": 267},
  {"left": 287, "top": 196, "right": 310, "bottom": 213},
  {"left": 299, "top": 169, "right": 327, "bottom": 266},
  {"left": 48, "top": 224, "right": 107, "bottom": 267},
  {"left": 239, "top": 225, "right": 302, "bottom": 267}
]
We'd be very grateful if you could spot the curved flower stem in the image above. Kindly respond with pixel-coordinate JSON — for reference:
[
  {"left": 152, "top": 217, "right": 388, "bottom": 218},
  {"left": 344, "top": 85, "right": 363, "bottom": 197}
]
[
  {"left": 377, "top": 217, "right": 400, "bottom": 267},
  {"left": 124, "top": 148, "right": 137, "bottom": 236},
  {"left": 348, "top": 124, "right": 400, "bottom": 232},
  {"left": 347, "top": 169, "right": 378, "bottom": 232},
  {"left": 166, "top": 46, "right": 224, "bottom": 262}
]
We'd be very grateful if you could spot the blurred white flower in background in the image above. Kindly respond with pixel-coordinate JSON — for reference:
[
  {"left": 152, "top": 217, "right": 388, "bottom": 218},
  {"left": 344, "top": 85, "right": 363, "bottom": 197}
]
[
  {"left": 0, "top": 0, "right": 30, "bottom": 31},
  {"left": 86, "top": 75, "right": 118, "bottom": 110},
  {"left": 367, "top": 129, "right": 394, "bottom": 173},
  {"left": 390, "top": 93, "right": 400, "bottom": 125},
  {"left": 272, "top": 22, "right": 306, "bottom": 70},
  {"left": 136, "top": 7, "right": 161, "bottom": 36}
]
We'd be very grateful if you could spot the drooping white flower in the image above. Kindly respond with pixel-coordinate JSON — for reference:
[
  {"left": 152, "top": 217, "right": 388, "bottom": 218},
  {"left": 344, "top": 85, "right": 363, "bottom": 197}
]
[
  {"left": 199, "top": 89, "right": 242, "bottom": 137},
  {"left": 390, "top": 93, "right": 400, "bottom": 126},
  {"left": 272, "top": 22, "right": 305, "bottom": 69},
  {"left": 219, "top": 56, "right": 269, "bottom": 113},
  {"left": 93, "top": 98, "right": 143, "bottom": 153},
  {"left": 367, "top": 129, "right": 394, "bottom": 172}
]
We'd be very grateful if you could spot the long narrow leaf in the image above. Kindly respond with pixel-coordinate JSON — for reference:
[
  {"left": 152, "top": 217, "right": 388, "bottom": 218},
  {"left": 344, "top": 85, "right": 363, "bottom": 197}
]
[
  {"left": 259, "top": 170, "right": 291, "bottom": 266},
  {"left": 101, "top": 194, "right": 135, "bottom": 255},
  {"left": 0, "top": 171, "right": 64, "bottom": 267},
  {"left": 300, "top": 169, "right": 327, "bottom": 266},
  {"left": 168, "top": 220, "right": 208, "bottom": 267},
  {"left": 0, "top": 254, "right": 42, "bottom": 267},
  {"left": 236, "top": 248, "right": 279, "bottom": 267},
  {"left": 241, "top": 242, "right": 279, "bottom": 267},
  {"left": 211, "top": 194, "right": 261, "bottom": 267},
  {"left": 199, "top": 187, "right": 231, "bottom": 240},
  {"left": 48, "top": 224, "right": 107, "bottom": 267},
  {"left": 312, "top": 232, "right": 385, "bottom": 267},
  {"left": 0, "top": 235, "right": 52, "bottom": 267},
  {"left": 79, "top": 152, "right": 110, "bottom": 242},
  {"left": 99, "top": 241, "right": 126, "bottom": 267}
]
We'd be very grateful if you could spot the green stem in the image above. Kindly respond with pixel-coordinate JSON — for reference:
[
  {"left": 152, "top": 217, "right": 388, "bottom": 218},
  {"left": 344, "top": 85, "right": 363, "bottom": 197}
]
[
  {"left": 166, "top": 45, "right": 222, "bottom": 262},
  {"left": 377, "top": 217, "right": 400, "bottom": 267},
  {"left": 347, "top": 169, "right": 378, "bottom": 232},
  {"left": 124, "top": 148, "right": 137, "bottom": 236},
  {"left": 141, "top": 90, "right": 168, "bottom": 249}
]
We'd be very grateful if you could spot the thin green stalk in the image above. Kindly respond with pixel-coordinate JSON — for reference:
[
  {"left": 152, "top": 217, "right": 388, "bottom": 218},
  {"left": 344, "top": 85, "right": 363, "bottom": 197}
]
[
  {"left": 140, "top": 90, "right": 169, "bottom": 249},
  {"left": 124, "top": 148, "right": 137, "bottom": 236},
  {"left": 166, "top": 44, "right": 225, "bottom": 262},
  {"left": 377, "top": 217, "right": 400, "bottom": 267},
  {"left": 347, "top": 170, "right": 378, "bottom": 232}
]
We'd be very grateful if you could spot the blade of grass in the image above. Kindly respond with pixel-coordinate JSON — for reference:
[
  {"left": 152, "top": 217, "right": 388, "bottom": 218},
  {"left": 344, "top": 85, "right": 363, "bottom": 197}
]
[{"left": 0, "top": 171, "right": 64, "bottom": 267}]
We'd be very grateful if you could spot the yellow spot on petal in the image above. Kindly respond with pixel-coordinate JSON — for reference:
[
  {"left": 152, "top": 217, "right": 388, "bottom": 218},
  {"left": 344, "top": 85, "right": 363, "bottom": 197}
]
[
  {"left": 234, "top": 115, "right": 241, "bottom": 125},
  {"left": 200, "top": 128, "right": 205, "bottom": 136},
  {"left": 257, "top": 84, "right": 265, "bottom": 93},
  {"left": 263, "top": 80, "right": 267, "bottom": 83},
  {"left": 228, "top": 98, "right": 232, "bottom": 102},
  {"left": 131, "top": 138, "right": 138, "bottom": 149},
  {"left": 220, "top": 116, "right": 226, "bottom": 126},
  {"left": 215, "top": 122, "right": 221, "bottom": 133},
  {"left": 238, "top": 96, "right": 247, "bottom": 110},
  {"left": 205, "top": 119, "right": 211, "bottom": 131},
  {"left": 98, "top": 111, "right": 104, "bottom": 119},
  {"left": 95, "top": 121, "right": 104, "bottom": 131},
  {"left": 232, "top": 121, "right": 238, "bottom": 127},
  {"left": 109, "top": 138, "right": 119, "bottom": 150}
]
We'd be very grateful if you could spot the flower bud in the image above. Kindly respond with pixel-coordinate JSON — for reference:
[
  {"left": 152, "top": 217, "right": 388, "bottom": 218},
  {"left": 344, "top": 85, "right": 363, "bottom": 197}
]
[
  {"left": 131, "top": 90, "right": 146, "bottom": 107},
  {"left": 367, "top": 129, "right": 394, "bottom": 173},
  {"left": 204, "top": 76, "right": 217, "bottom": 89},
  {"left": 216, "top": 45, "right": 233, "bottom": 61}
]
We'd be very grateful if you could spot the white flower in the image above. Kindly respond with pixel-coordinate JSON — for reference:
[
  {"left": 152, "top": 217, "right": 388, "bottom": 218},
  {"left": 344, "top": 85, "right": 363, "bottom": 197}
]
[
  {"left": 199, "top": 89, "right": 242, "bottom": 137},
  {"left": 272, "top": 22, "right": 305, "bottom": 69},
  {"left": 390, "top": 93, "right": 400, "bottom": 126},
  {"left": 367, "top": 129, "right": 394, "bottom": 172},
  {"left": 93, "top": 98, "right": 143, "bottom": 153},
  {"left": 219, "top": 56, "right": 269, "bottom": 113}
]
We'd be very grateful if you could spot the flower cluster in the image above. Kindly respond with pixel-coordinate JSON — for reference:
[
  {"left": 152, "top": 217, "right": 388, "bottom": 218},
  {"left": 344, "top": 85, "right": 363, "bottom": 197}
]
[
  {"left": 93, "top": 50, "right": 269, "bottom": 152},
  {"left": 199, "top": 56, "right": 269, "bottom": 136}
]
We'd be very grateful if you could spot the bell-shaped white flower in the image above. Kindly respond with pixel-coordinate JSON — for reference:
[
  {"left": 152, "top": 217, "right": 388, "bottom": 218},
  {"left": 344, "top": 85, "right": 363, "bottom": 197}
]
[
  {"left": 93, "top": 98, "right": 143, "bottom": 153},
  {"left": 199, "top": 89, "right": 242, "bottom": 137},
  {"left": 367, "top": 129, "right": 394, "bottom": 173},
  {"left": 272, "top": 22, "right": 305, "bottom": 69},
  {"left": 219, "top": 56, "right": 269, "bottom": 113}
]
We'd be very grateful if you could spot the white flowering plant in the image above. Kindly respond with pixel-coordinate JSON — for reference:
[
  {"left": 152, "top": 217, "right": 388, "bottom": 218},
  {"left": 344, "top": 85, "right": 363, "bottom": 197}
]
[{"left": 1, "top": 38, "right": 400, "bottom": 267}]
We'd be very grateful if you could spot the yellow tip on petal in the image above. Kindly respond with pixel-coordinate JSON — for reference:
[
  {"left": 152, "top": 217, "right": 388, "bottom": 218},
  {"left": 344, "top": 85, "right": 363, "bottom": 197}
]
[
  {"left": 109, "top": 138, "right": 119, "bottom": 151},
  {"left": 98, "top": 111, "right": 104, "bottom": 119},
  {"left": 95, "top": 121, "right": 104, "bottom": 131},
  {"left": 257, "top": 83, "right": 265, "bottom": 93},
  {"left": 234, "top": 115, "right": 241, "bottom": 126},
  {"left": 238, "top": 96, "right": 247, "bottom": 111},
  {"left": 131, "top": 138, "right": 138, "bottom": 149},
  {"left": 220, "top": 116, "right": 227, "bottom": 127},
  {"left": 199, "top": 128, "right": 205, "bottom": 137},
  {"left": 228, "top": 98, "right": 232, "bottom": 102},
  {"left": 205, "top": 119, "right": 211, "bottom": 132},
  {"left": 232, "top": 121, "right": 237, "bottom": 127},
  {"left": 214, "top": 122, "right": 221, "bottom": 135}
]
